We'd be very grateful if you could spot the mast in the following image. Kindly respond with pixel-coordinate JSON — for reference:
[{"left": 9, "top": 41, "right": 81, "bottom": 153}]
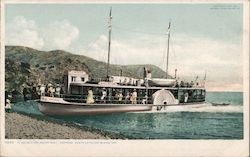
[
  {"left": 107, "top": 7, "right": 112, "bottom": 79},
  {"left": 166, "top": 21, "right": 171, "bottom": 79}
]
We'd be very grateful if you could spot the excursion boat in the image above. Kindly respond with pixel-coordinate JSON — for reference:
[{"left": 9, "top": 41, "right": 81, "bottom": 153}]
[
  {"left": 39, "top": 71, "right": 206, "bottom": 115},
  {"left": 39, "top": 8, "right": 206, "bottom": 116}
]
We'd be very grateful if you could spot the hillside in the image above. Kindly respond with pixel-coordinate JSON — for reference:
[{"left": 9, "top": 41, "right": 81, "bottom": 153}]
[{"left": 5, "top": 46, "right": 170, "bottom": 92}]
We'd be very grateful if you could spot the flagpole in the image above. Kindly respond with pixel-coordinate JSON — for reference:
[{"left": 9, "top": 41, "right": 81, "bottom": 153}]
[
  {"left": 107, "top": 7, "right": 112, "bottom": 79},
  {"left": 203, "top": 71, "right": 207, "bottom": 87},
  {"left": 166, "top": 20, "right": 171, "bottom": 79}
]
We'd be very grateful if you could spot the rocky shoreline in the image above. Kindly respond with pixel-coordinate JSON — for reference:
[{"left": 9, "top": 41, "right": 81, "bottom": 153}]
[{"left": 5, "top": 112, "right": 126, "bottom": 139}]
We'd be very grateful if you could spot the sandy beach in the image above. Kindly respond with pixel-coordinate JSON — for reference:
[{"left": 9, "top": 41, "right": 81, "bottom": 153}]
[{"left": 5, "top": 112, "right": 124, "bottom": 139}]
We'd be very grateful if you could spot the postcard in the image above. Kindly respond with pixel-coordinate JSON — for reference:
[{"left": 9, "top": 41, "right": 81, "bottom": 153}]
[{"left": 1, "top": 0, "right": 249, "bottom": 156}]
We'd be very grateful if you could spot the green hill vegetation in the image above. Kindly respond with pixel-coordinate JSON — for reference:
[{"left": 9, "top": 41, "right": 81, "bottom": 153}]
[{"left": 5, "top": 45, "right": 170, "bottom": 92}]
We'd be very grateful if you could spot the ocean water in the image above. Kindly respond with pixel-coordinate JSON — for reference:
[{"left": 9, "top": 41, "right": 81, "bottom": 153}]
[{"left": 10, "top": 92, "right": 243, "bottom": 139}]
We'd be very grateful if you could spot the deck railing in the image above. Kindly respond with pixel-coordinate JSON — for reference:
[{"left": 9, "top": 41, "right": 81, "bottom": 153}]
[{"left": 61, "top": 94, "right": 152, "bottom": 104}]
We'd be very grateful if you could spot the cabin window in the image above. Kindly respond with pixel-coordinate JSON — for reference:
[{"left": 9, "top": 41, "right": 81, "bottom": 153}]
[
  {"left": 71, "top": 76, "right": 76, "bottom": 82},
  {"left": 170, "top": 89, "right": 178, "bottom": 98},
  {"left": 197, "top": 90, "right": 202, "bottom": 96},
  {"left": 71, "top": 85, "right": 80, "bottom": 95},
  {"left": 202, "top": 90, "right": 206, "bottom": 96},
  {"left": 82, "top": 87, "right": 88, "bottom": 96},
  {"left": 81, "top": 77, "right": 85, "bottom": 82}
]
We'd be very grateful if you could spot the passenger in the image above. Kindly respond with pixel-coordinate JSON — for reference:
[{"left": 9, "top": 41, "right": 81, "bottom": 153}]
[
  {"left": 60, "top": 86, "right": 64, "bottom": 97},
  {"left": 131, "top": 89, "right": 137, "bottom": 104},
  {"left": 125, "top": 91, "right": 130, "bottom": 104},
  {"left": 47, "top": 83, "right": 54, "bottom": 97},
  {"left": 175, "top": 81, "right": 179, "bottom": 88},
  {"left": 5, "top": 99, "right": 11, "bottom": 113},
  {"left": 101, "top": 88, "right": 107, "bottom": 103},
  {"left": 117, "top": 90, "right": 123, "bottom": 104},
  {"left": 40, "top": 84, "right": 45, "bottom": 96},
  {"left": 46, "top": 84, "right": 50, "bottom": 96},
  {"left": 87, "top": 88, "right": 95, "bottom": 104},
  {"left": 184, "top": 92, "right": 189, "bottom": 103},
  {"left": 23, "top": 87, "right": 28, "bottom": 101},
  {"left": 129, "top": 78, "right": 132, "bottom": 85},
  {"left": 55, "top": 84, "right": 61, "bottom": 97},
  {"left": 123, "top": 78, "right": 127, "bottom": 85},
  {"left": 45, "top": 85, "right": 48, "bottom": 96},
  {"left": 11, "top": 89, "right": 17, "bottom": 103},
  {"left": 190, "top": 81, "right": 194, "bottom": 87},
  {"left": 180, "top": 81, "right": 184, "bottom": 87},
  {"left": 31, "top": 86, "right": 38, "bottom": 100},
  {"left": 142, "top": 95, "right": 148, "bottom": 104},
  {"left": 37, "top": 84, "right": 41, "bottom": 98}
]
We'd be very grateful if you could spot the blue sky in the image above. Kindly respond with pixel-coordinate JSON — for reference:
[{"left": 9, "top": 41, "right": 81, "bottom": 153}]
[{"left": 5, "top": 3, "right": 243, "bottom": 91}]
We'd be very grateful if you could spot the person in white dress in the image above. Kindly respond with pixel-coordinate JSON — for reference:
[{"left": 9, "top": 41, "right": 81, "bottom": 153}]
[
  {"left": 130, "top": 89, "right": 137, "bottom": 104},
  {"left": 101, "top": 88, "right": 107, "bottom": 103}
]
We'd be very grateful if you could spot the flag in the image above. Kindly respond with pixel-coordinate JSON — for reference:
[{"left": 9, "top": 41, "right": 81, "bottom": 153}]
[
  {"left": 168, "top": 21, "right": 171, "bottom": 29},
  {"left": 166, "top": 21, "right": 171, "bottom": 35},
  {"left": 195, "top": 76, "right": 199, "bottom": 82}
]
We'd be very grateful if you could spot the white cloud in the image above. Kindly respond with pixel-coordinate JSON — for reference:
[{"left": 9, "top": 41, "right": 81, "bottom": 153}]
[
  {"left": 6, "top": 16, "right": 79, "bottom": 50},
  {"left": 81, "top": 33, "right": 243, "bottom": 91},
  {"left": 42, "top": 20, "right": 79, "bottom": 50},
  {"left": 80, "top": 34, "right": 164, "bottom": 65},
  {"left": 6, "top": 16, "right": 44, "bottom": 49}
]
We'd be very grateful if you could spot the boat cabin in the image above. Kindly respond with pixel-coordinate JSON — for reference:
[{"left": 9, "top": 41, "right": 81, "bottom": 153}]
[
  {"left": 63, "top": 71, "right": 206, "bottom": 105},
  {"left": 63, "top": 70, "right": 89, "bottom": 94}
]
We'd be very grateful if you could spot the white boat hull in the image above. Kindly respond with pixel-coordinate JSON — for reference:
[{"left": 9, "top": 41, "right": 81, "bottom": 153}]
[
  {"left": 38, "top": 96, "right": 206, "bottom": 116},
  {"left": 39, "top": 96, "right": 152, "bottom": 116}
]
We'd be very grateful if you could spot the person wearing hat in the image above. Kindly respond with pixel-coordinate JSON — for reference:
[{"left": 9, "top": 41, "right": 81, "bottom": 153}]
[
  {"left": 117, "top": 90, "right": 123, "bottom": 104},
  {"left": 47, "top": 83, "right": 55, "bottom": 97},
  {"left": 101, "top": 88, "right": 107, "bottom": 103},
  {"left": 40, "top": 84, "right": 45, "bottom": 96},
  {"left": 55, "top": 84, "right": 61, "bottom": 97},
  {"left": 131, "top": 89, "right": 137, "bottom": 104},
  {"left": 47, "top": 83, "right": 51, "bottom": 96},
  {"left": 125, "top": 91, "right": 130, "bottom": 104},
  {"left": 5, "top": 99, "right": 11, "bottom": 113},
  {"left": 23, "top": 87, "right": 28, "bottom": 101}
]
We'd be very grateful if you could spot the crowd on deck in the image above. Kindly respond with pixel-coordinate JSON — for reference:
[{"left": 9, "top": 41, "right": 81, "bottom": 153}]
[
  {"left": 5, "top": 79, "right": 204, "bottom": 112},
  {"left": 20, "top": 83, "right": 64, "bottom": 101},
  {"left": 86, "top": 88, "right": 139, "bottom": 105},
  {"left": 5, "top": 83, "right": 65, "bottom": 112}
]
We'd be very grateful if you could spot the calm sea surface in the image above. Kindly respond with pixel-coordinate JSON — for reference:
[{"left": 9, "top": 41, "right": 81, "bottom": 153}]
[{"left": 11, "top": 92, "right": 243, "bottom": 139}]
